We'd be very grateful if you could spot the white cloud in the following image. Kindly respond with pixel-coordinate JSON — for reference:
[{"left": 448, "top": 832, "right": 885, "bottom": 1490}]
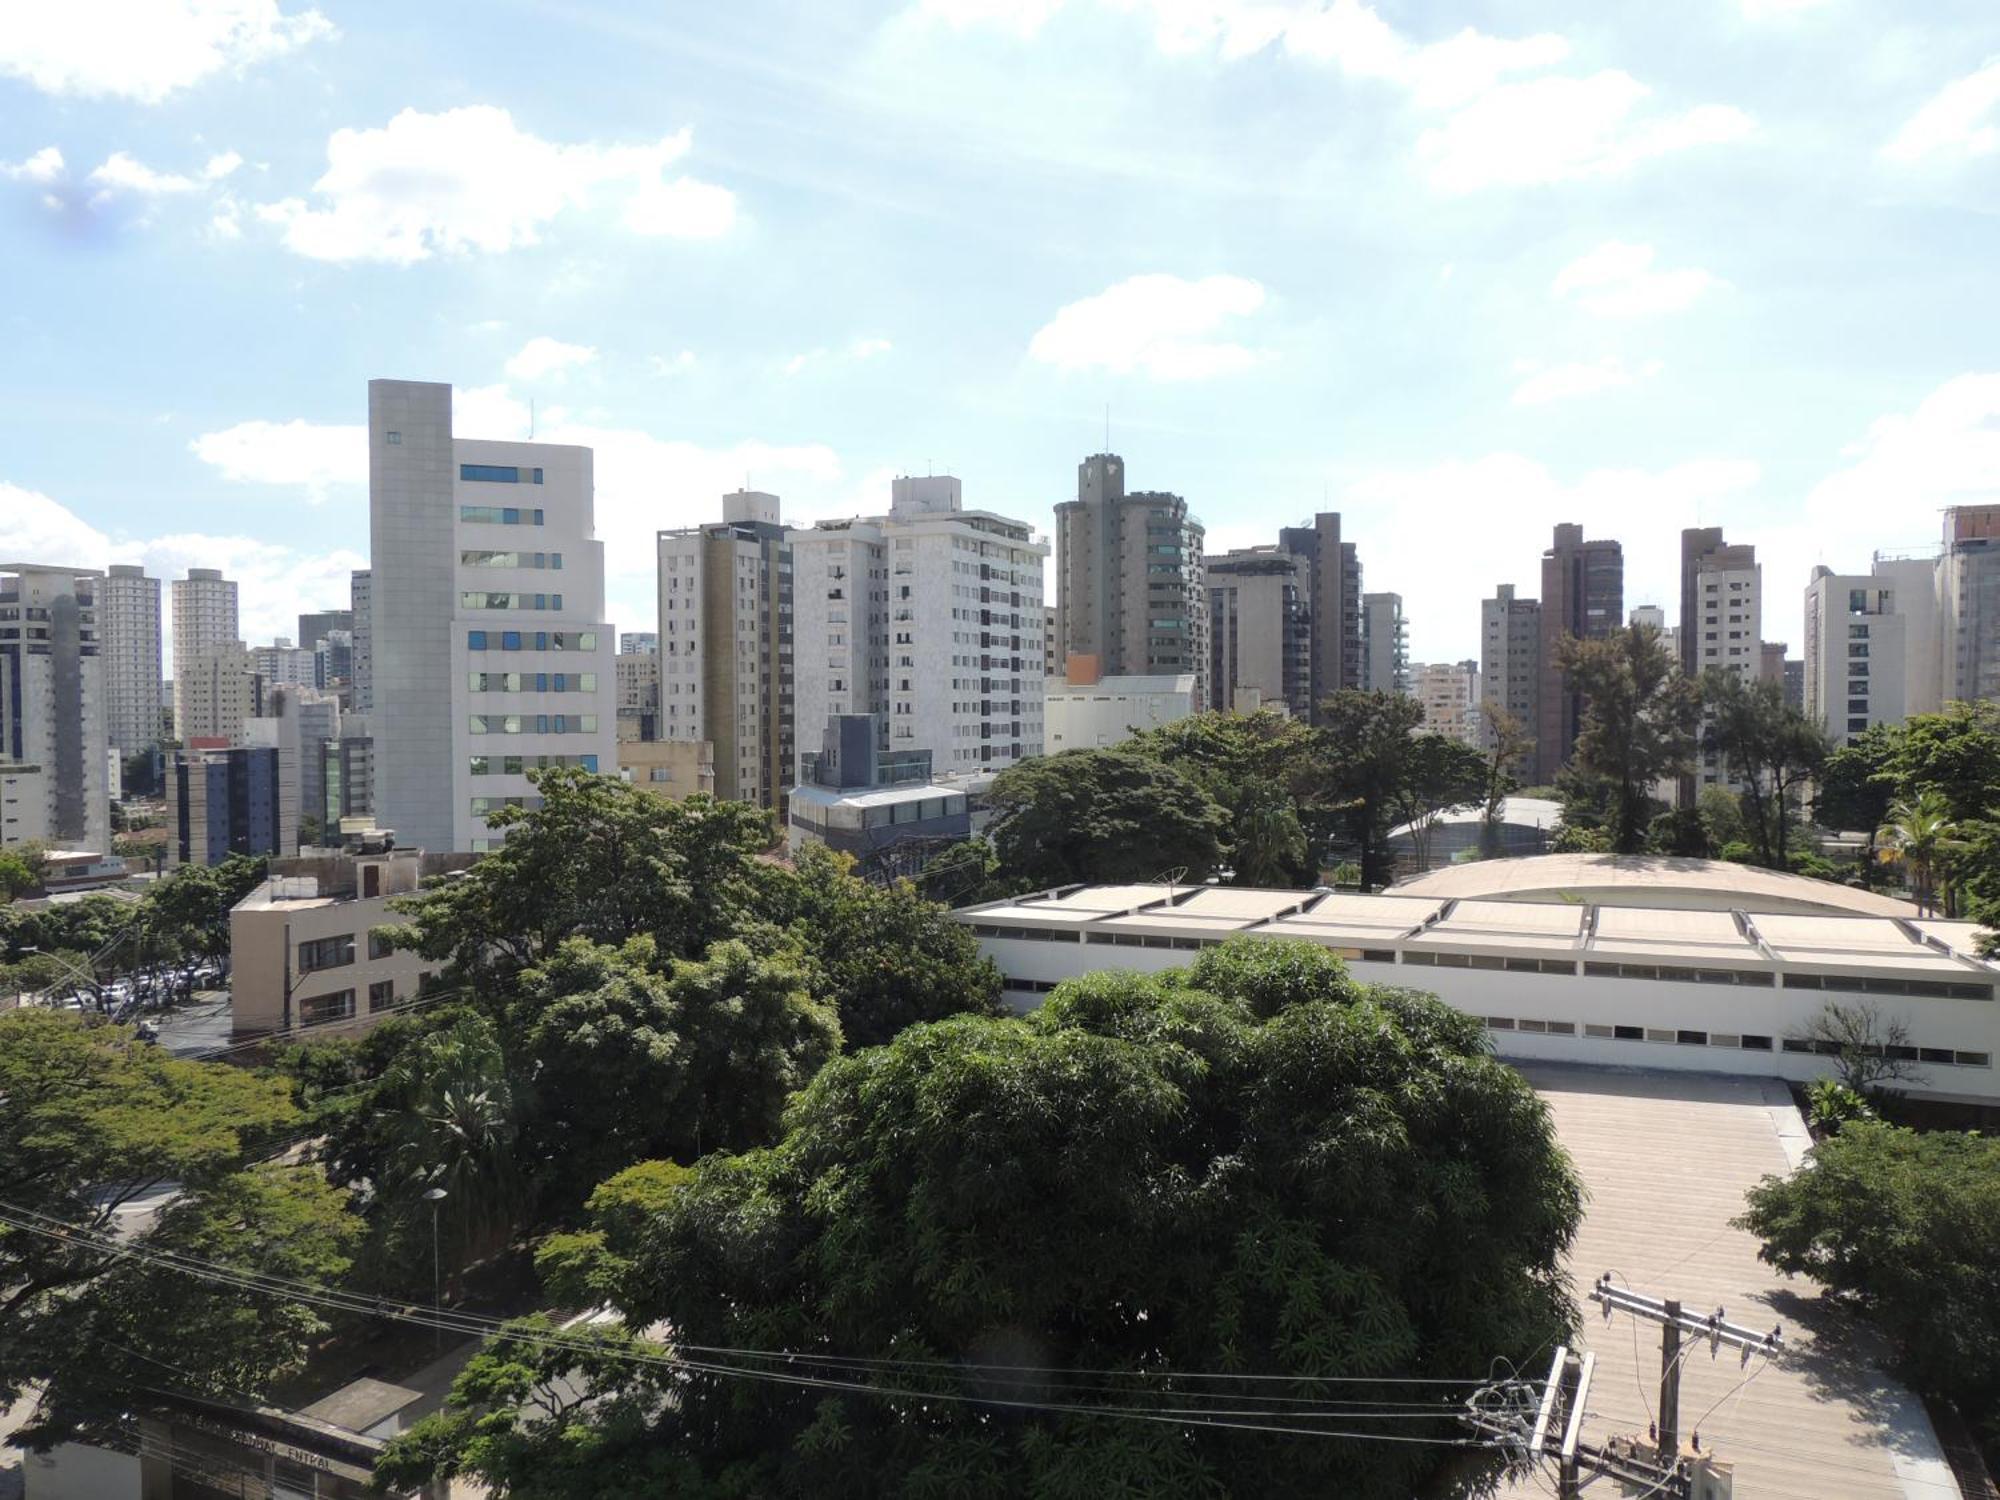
[
  {"left": 88, "top": 152, "right": 202, "bottom": 196},
  {"left": 1881, "top": 59, "right": 2000, "bottom": 164},
  {"left": 203, "top": 150, "right": 244, "bottom": 180},
  {"left": 1552, "top": 242, "right": 1724, "bottom": 318},
  {"left": 782, "top": 338, "right": 895, "bottom": 376},
  {"left": 188, "top": 418, "right": 366, "bottom": 501},
  {"left": 850, "top": 337, "right": 893, "bottom": 359},
  {"left": 649, "top": 351, "right": 698, "bottom": 376},
  {"left": 911, "top": 1, "right": 1751, "bottom": 190},
  {"left": 1029, "top": 273, "right": 1268, "bottom": 379},
  {"left": 0, "top": 0, "right": 333, "bottom": 103},
  {"left": 1420, "top": 72, "right": 1754, "bottom": 191},
  {"left": 1511, "top": 356, "right": 1661, "bottom": 406},
  {"left": 1806, "top": 374, "right": 2000, "bottom": 535},
  {"left": 258, "top": 106, "right": 737, "bottom": 264},
  {"left": 0, "top": 483, "right": 361, "bottom": 668},
  {"left": 504, "top": 337, "right": 599, "bottom": 382},
  {"left": 1, "top": 147, "right": 66, "bottom": 184}
]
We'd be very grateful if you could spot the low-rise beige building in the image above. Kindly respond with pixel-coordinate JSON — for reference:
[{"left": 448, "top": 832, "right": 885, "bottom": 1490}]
[
  {"left": 228, "top": 848, "right": 475, "bottom": 1037},
  {"left": 618, "top": 738, "right": 715, "bottom": 801}
]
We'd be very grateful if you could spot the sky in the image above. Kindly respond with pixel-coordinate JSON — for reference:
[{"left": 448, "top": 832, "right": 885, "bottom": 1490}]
[{"left": 3, "top": 0, "right": 1999, "bottom": 671}]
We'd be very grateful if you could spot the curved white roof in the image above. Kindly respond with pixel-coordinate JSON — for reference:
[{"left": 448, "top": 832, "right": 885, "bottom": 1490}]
[{"left": 1390, "top": 853, "right": 1919, "bottom": 918}]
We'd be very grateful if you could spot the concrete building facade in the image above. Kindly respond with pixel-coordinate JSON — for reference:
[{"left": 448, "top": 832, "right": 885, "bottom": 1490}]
[
  {"left": 1054, "top": 453, "right": 1208, "bottom": 712},
  {"left": 618, "top": 737, "right": 714, "bottom": 801},
  {"left": 170, "top": 567, "right": 238, "bottom": 738},
  {"left": 1044, "top": 671, "right": 1197, "bottom": 750},
  {"left": 1539, "top": 524, "right": 1623, "bottom": 783},
  {"left": 1941, "top": 504, "right": 2000, "bottom": 705},
  {"left": 168, "top": 744, "right": 290, "bottom": 867},
  {"left": 614, "top": 650, "right": 660, "bottom": 742},
  {"left": 0, "top": 563, "right": 109, "bottom": 854},
  {"left": 1278, "top": 513, "right": 1363, "bottom": 716},
  {"left": 177, "top": 641, "right": 259, "bottom": 744},
  {"left": 99, "top": 563, "right": 162, "bottom": 759},
  {"left": 1414, "top": 659, "right": 1482, "bottom": 745},
  {"left": 368, "top": 379, "right": 616, "bottom": 853},
  {"left": 1804, "top": 558, "right": 1943, "bottom": 743},
  {"left": 349, "top": 569, "right": 372, "bottom": 712},
  {"left": 1206, "top": 549, "right": 1310, "bottom": 717},
  {"left": 657, "top": 491, "right": 793, "bottom": 807},
  {"left": 1681, "top": 529, "right": 1762, "bottom": 799},
  {"left": 1361, "top": 591, "right": 1409, "bottom": 697},
  {"left": 1480, "top": 583, "right": 1540, "bottom": 759},
  {"left": 790, "top": 475, "right": 1046, "bottom": 782}
]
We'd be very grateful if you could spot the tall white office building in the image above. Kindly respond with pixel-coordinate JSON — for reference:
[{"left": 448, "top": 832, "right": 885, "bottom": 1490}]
[
  {"left": 1684, "top": 533, "right": 1761, "bottom": 797},
  {"left": 368, "top": 379, "right": 616, "bottom": 853},
  {"left": 1361, "top": 592, "right": 1410, "bottom": 697},
  {"left": 251, "top": 639, "right": 320, "bottom": 689},
  {"left": 350, "top": 569, "right": 373, "bottom": 711},
  {"left": 100, "top": 564, "right": 162, "bottom": 758},
  {"left": 171, "top": 567, "right": 238, "bottom": 741},
  {"left": 0, "top": 563, "right": 110, "bottom": 853},
  {"left": 788, "top": 475, "right": 1046, "bottom": 782},
  {"left": 1804, "top": 559, "right": 1943, "bottom": 743}
]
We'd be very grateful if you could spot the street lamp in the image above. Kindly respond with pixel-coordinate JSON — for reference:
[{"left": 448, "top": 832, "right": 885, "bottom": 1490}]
[{"left": 421, "top": 1186, "right": 449, "bottom": 1354}]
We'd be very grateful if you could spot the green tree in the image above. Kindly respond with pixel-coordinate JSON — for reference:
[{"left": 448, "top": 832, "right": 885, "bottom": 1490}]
[
  {"left": 1231, "top": 781, "right": 1309, "bottom": 886},
  {"left": 914, "top": 835, "right": 1016, "bottom": 907},
  {"left": 1646, "top": 806, "right": 1714, "bottom": 857},
  {"left": 143, "top": 853, "right": 270, "bottom": 965},
  {"left": 1876, "top": 791, "right": 1961, "bottom": 915},
  {"left": 1478, "top": 704, "right": 1533, "bottom": 858},
  {"left": 1737, "top": 1122, "right": 2000, "bottom": 1447},
  {"left": 0, "top": 1009, "right": 357, "bottom": 1449},
  {"left": 774, "top": 842, "right": 1002, "bottom": 1049},
  {"left": 0, "top": 850, "right": 35, "bottom": 902},
  {"left": 1700, "top": 670, "right": 1831, "bottom": 869},
  {"left": 382, "top": 940, "right": 1581, "bottom": 1500},
  {"left": 1893, "top": 701, "right": 2000, "bottom": 823},
  {"left": 392, "top": 767, "right": 782, "bottom": 974},
  {"left": 1815, "top": 722, "right": 1902, "bottom": 835},
  {"left": 1554, "top": 624, "right": 1700, "bottom": 854},
  {"left": 985, "top": 748, "right": 1231, "bottom": 888},
  {"left": 1308, "top": 691, "right": 1464, "bottom": 888}
]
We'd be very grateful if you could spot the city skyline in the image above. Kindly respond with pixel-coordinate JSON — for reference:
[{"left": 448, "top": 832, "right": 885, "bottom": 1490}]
[{"left": 1, "top": 3, "right": 1997, "bottom": 664}]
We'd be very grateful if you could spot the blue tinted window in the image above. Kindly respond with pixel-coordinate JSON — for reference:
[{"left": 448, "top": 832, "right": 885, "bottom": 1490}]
[
  {"left": 468, "top": 630, "right": 487, "bottom": 649},
  {"left": 532, "top": 468, "right": 544, "bottom": 484},
  {"left": 534, "top": 632, "right": 548, "bottom": 650},
  {"left": 461, "top": 463, "right": 520, "bottom": 483},
  {"left": 533, "top": 509, "right": 545, "bottom": 524},
  {"left": 501, "top": 631, "right": 522, "bottom": 650},
  {"left": 502, "top": 507, "right": 520, "bottom": 524},
  {"left": 552, "top": 594, "right": 563, "bottom": 610},
  {"left": 552, "top": 673, "right": 566, "bottom": 691},
  {"left": 581, "top": 755, "right": 598, "bottom": 772}
]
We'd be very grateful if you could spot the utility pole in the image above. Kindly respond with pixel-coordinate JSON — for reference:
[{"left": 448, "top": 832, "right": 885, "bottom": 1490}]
[{"left": 1462, "top": 1279, "right": 1782, "bottom": 1500}]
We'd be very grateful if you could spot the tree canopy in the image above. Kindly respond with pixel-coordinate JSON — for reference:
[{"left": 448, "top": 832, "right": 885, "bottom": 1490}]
[
  {"left": 1554, "top": 624, "right": 1700, "bottom": 854},
  {"left": 380, "top": 938, "right": 1582, "bottom": 1500},
  {"left": 0, "top": 1009, "right": 358, "bottom": 1449},
  {"left": 984, "top": 747, "right": 1232, "bottom": 888},
  {"left": 1699, "top": 669, "right": 1830, "bottom": 869}
]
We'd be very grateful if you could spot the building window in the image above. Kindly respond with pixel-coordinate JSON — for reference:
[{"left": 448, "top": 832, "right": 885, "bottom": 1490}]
[
  {"left": 460, "top": 463, "right": 545, "bottom": 484},
  {"left": 368, "top": 928, "right": 395, "bottom": 960},
  {"left": 385, "top": 431, "right": 401, "bottom": 445},
  {"left": 301, "top": 990, "right": 356, "bottom": 1027},
  {"left": 369, "top": 980, "right": 397, "bottom": 1012},
  {"left": 459, "top": 505, "right": 546, "bottom": 525},
  {"left": 298, "top": 934, "right": 356, "bottom": 972}
]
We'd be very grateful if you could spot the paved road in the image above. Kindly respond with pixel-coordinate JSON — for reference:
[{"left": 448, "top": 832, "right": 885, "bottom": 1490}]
[{"left": 157, "top": 993, "right": 233, "bottom": 1057}]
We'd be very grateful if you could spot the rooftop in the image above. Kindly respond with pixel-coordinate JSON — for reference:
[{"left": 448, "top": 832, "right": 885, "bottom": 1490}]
[
  {"left": 1392, "top": 854, "right": 1920, "bottom": 918},
  {"left": 1502, "top": 1064, "right": 1953, "bottom": 1500}
]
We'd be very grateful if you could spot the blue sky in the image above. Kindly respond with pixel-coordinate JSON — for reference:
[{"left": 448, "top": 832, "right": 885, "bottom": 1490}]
[{"left": 4, "top": 0, "right": 1999, "bottom": 669}]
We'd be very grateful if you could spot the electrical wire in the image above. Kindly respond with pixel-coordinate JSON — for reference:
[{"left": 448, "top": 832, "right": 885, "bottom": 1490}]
[{"left": 0, "top": 1198, "right": 1506, "bottom": 1448}]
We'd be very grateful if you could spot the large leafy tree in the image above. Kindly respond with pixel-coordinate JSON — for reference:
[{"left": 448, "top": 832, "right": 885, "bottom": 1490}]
[
  {"left": 1699, "top": 670, "right": 1831, "bottom": 869},
  {"left": 0, "top": 1009, "right": 358, "bottom": 1449},
  {"left": 1478, "top": 704, "right": 1533, "bottom": 858},
  {"left": 381, "top": 939, "right": 1582, "bottom": 1500},
  {"left": 1130, "top": 711, "right": 1324, "bottom": 887},
  {"left": 392, "top": 767, "right": 783, "bottom": 974},
  {"left": 1554, "top": 624, "right": 1700, "bottom": 854},
  {"left": 985, "top": 748, "right": 1231, "bottom": 888},
  {"left": 1737, "top": 1122, "right": 2000, "bottom": 1450},
  {"left": 1893, "top": 701, "right": 2000, "bottom": 824},
  {"left": 1308, "top": 692, "right": 1481, "bottom": 887},
  {"left": 1814, "top": 722, "right": 1902, "bottom": 836},
  {"left": 142, "top": 853, "right": 271, "bottom": 965},
  {"left": 771, "top": 842, "right": 1002, "bottom": 1049}
]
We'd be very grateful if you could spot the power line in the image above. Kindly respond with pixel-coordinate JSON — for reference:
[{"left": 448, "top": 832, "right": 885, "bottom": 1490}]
[{"left": 0, "top": 1199, "right": 1504, "bottom": 1448}]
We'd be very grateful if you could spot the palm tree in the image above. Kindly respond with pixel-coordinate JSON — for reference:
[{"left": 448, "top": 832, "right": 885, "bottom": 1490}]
[
  {"left": 1876, "top": 791, "right": 1961, "bottom": 916},
  {"left": 1233, "top": 788, "right": 1307, "bottom": 887},
  {"left": 382, "top": 1015, "right": 522, "bottom": 1268}
]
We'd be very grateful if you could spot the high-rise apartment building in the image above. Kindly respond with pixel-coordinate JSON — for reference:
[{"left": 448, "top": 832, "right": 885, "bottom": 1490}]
[
  {"left": 251, "top": 638, "right": 319, "bottom": 689},
  {"left": 0, "top": 563, "right": 109, "bottom": 853},
  {"left": 1414, "top": 660, "right": 1482, "bottom": 745},
  {"left": 1539, "top": 524, "right": 1623, "bottom": 782},
  {"left": 1361, "top": 592, "right": 1410, "bottom": 697},
  {"left": 619, "top": 631, "right": 657, "bottom": 656},
  {"left": 167, "top": 744, "right": 289, "bottom": 867},
  {"left": 1481, "top": 584, "right": 1541, "bottom": 760},
  {"left": 1940, "top": 505, "right": 2000, "bottom": 704},
  {"left": 1207, "top": 549, "right": 1311, "bottom": 716},
  {"left": 100, "top": 563, "right": 162, "bottom": 759},
  {"left": 178, "top": 642, "right": 259, "bottom": 744},
  {"left": 349, "top": 569, "right": 373, "bottom": 712},
  {"left": 245, "top": 683, "right": 341, "bottom": 846},
  {"left": 368, "top": 378, "right": 616, "bottom": 853},
  {"left": 1628, "top": 603, "right": 1679, "bottom": 663},
  {"left": 1054, "top": 453, "right": 1208, "bottom": 711},
  {"left": 614, "top": 650, "right": 660, "bottom": 742},
  {"left": 657, "top": 491, "right": 793, "bottom": 807},
  {"left": 1277, "top": 514, "right": 1364, "bottom": 716},
  {"left": 1680, "top": 528, "right": 1760, "bottom": 799},
  {"left": 171, "top": 567, "right": 238, "bottom": 741},
  {"left": 1803, "top": 559, "right": 1943, "bottom": 743},
  {"left": 791, "top": 475, "right": 1046, "bottom": 779}
]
